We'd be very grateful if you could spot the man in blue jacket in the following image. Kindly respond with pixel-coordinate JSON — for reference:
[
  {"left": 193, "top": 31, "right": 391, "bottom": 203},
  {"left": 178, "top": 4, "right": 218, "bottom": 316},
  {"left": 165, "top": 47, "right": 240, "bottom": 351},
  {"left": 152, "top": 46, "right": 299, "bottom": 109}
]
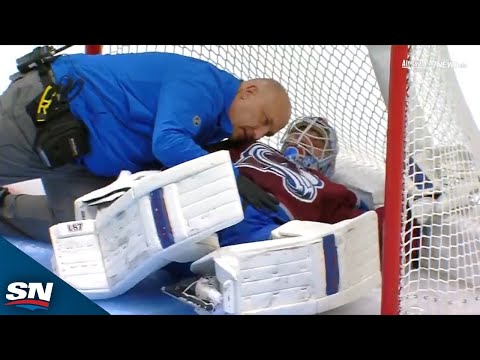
[{"left": 0, "top": 50, "right": 291, "bottom": 241}]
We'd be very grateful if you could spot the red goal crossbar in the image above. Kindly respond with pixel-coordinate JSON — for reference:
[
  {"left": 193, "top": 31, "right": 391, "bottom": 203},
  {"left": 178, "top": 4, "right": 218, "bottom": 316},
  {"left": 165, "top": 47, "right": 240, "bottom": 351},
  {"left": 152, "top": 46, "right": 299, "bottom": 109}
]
[{"left": 85, "top": 45, "right": 103, "bottom": 55}]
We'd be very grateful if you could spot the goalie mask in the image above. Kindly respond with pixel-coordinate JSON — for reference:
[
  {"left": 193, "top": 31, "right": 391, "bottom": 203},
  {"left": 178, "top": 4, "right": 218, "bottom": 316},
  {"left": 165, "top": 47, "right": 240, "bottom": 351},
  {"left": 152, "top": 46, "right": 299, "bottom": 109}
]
[{"left": 280, "top": 116, "right": 339, "bottom": 178}]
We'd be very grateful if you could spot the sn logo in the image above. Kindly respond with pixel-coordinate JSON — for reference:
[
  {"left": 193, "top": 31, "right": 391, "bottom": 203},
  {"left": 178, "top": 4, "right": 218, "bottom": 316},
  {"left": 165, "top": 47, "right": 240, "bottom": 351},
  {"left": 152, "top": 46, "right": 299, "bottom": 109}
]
[{"left": 4, "top": 282, "right": 53, "bottom": 311}]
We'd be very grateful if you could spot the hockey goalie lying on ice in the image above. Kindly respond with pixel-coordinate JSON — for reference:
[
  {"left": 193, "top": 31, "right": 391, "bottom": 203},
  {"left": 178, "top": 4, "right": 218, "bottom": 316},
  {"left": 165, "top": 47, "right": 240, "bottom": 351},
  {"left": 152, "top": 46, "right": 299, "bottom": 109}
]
[{"left": 49, "top": 116, "right": 405, "bottom": 314}]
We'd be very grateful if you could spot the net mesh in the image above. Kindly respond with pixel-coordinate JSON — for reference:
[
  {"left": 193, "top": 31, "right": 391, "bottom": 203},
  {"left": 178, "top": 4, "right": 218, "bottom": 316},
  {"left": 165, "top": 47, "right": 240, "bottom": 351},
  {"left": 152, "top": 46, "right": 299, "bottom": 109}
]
[
  {"left": 400, "top": 45, "right": 480, "bottom": 314},
  {"left": 105, "top": 45, "right": 387, "bottom": 169},
  {"left": 98, "top": 45, "right": 480, "bottom": 314}
]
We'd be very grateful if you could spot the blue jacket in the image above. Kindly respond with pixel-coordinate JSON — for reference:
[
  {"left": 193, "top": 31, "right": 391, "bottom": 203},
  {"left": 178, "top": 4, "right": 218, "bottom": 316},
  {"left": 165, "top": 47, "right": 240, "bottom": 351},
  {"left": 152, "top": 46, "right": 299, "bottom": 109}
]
[
  {"left": 50, "top": 52, "right": 242, "bottom": 177},
  {"left": 217, "top": 203, "right": 292, "bottom": 247}
]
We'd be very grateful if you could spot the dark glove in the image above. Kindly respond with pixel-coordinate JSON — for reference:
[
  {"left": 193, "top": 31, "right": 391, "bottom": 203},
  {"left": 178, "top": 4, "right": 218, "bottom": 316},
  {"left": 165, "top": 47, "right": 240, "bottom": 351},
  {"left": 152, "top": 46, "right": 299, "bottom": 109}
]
[
  {"left": 0, "top": 187, "right": 10, "bottom": 208},
  {"left": 236, "top": 175, "right": 279, "bottom": 212}
]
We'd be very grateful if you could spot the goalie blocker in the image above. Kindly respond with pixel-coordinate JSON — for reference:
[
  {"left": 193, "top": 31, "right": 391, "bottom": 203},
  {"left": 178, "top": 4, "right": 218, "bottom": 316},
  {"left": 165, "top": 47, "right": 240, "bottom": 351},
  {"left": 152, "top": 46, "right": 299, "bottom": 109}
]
[{"left": 49, "top": 150, "right": 244, "bottom": 300}]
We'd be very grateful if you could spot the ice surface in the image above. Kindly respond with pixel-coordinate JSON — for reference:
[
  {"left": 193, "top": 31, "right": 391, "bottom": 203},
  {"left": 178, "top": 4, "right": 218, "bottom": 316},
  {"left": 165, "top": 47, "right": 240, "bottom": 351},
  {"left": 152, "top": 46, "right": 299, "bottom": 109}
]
[{"left": 4, "top": 235, "right": 381, "bottom": 315}]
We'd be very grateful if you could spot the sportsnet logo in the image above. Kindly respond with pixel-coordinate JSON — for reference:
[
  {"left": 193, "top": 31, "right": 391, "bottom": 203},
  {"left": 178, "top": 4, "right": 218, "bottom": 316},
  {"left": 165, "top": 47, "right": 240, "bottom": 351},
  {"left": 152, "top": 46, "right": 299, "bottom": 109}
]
[{"left": 4, "top": 282, "right": 53, "bottom": 311}]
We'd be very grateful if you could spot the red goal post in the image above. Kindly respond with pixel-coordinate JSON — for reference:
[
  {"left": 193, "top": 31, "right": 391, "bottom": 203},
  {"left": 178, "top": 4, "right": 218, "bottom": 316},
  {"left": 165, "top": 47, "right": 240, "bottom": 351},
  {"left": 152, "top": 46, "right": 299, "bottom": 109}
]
[{"left": 382, "top": 45, "right": 408, "bottom": 315}]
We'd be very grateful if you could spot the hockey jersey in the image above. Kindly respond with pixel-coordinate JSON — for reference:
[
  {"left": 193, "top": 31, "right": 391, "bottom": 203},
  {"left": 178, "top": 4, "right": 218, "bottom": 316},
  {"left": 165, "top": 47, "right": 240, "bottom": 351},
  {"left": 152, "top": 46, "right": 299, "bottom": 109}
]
[
  {"left": 215, "top": 141, "right": 384, "bottom": 247},
  {"left": 230, "top": 141, "right": 366, "bottom": 224}
]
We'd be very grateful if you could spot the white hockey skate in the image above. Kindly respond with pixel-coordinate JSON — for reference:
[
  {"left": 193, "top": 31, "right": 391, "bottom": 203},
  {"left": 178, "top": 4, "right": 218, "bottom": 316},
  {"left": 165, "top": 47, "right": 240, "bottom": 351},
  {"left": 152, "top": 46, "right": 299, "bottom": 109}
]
[
  {"left": 164, "top": 210, "right": 381, "bottom": 315},
  {"left": 49, "top": 151, "right": 243, "bottom": 300}
]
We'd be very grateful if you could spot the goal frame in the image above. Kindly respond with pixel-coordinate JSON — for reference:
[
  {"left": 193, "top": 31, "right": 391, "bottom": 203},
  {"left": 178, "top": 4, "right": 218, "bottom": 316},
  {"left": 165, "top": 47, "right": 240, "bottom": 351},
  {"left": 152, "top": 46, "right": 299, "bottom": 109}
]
[
  {"left": 83, "top": 44, "right": 410, "bottom": 315},
  {"left": 381, "top": 45, "right": 408, "bottom": 315}
]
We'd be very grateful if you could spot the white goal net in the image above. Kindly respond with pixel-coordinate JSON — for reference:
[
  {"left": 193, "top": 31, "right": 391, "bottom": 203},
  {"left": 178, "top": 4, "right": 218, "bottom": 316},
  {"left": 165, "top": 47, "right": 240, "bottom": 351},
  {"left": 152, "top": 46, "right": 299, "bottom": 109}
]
[
  {"left": 89, "top": 45, "right": 480, "bottom": 315},
  {"left": 398, "top": 45, "right": 480, "bottom": 315}
]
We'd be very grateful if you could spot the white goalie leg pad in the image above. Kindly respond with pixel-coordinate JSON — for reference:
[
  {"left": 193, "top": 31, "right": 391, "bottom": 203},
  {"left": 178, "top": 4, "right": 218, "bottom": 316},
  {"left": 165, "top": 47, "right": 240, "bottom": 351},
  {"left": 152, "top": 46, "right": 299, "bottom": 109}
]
[
  {"left": 50, "top": 220, "right": 111, "bottom": 291},
  {"left": 50, "top": 150, "right": 243, "bottom": 300},
  {"left": 73, "top": 170, "right": 156, "bottom": 221},
  {"left": 190, "top": 211, "right": 381, "bottom": 315}
]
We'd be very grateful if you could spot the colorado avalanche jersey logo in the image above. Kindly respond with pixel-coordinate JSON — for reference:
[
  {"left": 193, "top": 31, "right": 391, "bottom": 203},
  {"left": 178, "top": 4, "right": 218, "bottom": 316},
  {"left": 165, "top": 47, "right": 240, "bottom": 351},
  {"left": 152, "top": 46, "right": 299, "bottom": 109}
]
[{"left": 236, "top": 143, "right": 324, "bottom": 203}]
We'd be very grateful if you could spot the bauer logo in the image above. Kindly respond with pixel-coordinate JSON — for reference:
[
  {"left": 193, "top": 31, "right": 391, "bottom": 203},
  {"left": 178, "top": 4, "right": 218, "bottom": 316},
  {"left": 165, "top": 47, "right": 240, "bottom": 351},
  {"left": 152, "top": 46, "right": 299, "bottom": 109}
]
[
  {"left": 192, "top": 115, "right": 201, "bottom": 126},
  {"left": 4, "top": 282, "right": 53, "bottom": 311}
]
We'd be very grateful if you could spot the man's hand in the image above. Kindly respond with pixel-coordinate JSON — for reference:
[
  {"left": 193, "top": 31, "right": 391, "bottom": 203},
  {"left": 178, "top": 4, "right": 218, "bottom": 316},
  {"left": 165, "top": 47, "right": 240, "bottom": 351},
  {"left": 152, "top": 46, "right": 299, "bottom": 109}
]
[{"left": 236, "top": 175, "right": 279, "bottom": 212}]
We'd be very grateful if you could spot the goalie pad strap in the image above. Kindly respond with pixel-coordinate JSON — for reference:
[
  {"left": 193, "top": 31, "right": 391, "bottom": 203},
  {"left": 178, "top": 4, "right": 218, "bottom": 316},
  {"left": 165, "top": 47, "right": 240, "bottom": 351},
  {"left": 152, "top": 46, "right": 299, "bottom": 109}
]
[
  {"left": 323, "top": 234, "right": 339, "bottom": 296},
  {"left": 151, "top": 188, "right": 175, "bottom": 248}
]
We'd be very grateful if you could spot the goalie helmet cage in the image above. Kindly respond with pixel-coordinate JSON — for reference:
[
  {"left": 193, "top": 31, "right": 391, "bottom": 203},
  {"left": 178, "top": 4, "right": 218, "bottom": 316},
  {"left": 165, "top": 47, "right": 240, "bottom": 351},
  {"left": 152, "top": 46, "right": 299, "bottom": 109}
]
[{"left": 84, "top": 44, "right": 480, "bottom": 315}]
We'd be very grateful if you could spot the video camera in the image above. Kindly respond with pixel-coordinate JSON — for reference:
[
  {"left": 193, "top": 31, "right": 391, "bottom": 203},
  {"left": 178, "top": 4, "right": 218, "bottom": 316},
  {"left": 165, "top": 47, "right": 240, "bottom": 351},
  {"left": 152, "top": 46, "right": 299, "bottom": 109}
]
[{"left": 16, "top": 45, "right": 73, "bottom": 74}]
